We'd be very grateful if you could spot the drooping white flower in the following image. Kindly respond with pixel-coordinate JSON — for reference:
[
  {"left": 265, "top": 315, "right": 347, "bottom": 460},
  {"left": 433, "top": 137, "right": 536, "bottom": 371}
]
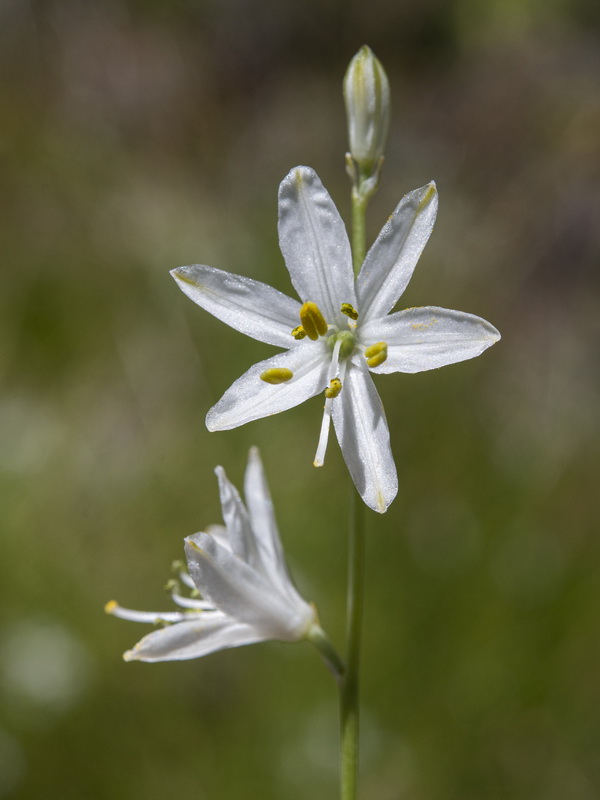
[
  {"left": 172, "top": 167, "right": 500, "bottom": 513},
  {"left": 106, "top": 448, "right": 319, "bottom": 662}
]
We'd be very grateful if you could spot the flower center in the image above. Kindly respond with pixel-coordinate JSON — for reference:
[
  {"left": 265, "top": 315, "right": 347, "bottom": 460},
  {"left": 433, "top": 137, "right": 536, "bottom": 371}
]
[{"left": 328, "top": 329, "right": 356, "bottom": 359}]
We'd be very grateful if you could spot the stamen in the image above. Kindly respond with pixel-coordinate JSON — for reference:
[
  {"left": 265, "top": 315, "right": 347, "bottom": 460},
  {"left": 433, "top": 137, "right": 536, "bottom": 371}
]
[
  {"left": 172, "top": 560, "right": 195, "bottom": 590},
  {"left": 260, "top": 368, "right": 294, "bottom": 384},
  {"left": 104, "top": 600, "right": 186, "bottom": 624},
  {"left": 171, "top": 592, "right": 214, "bottom": 611},
  {"left": 341, "top": 303, "right": 359, "bottom": 320},
  {"left": 165, "top": 578, "right": 213, "bottom": 610},
  {"left": 365, "top": 341, "right": 388, "bottom": 368},
  {"left": 300, "top": 301, "right": 328, "bottom": 340},
  {"left": 325, "top": 378, "right": 342, "bottom": 398},
  {"left": 291, "top": 325, "right": 307, "bottom": 340}
]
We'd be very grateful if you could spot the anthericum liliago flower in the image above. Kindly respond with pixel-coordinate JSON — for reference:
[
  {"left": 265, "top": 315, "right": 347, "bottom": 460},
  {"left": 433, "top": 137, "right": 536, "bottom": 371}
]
[
  {"left": 171, "top": 167, "right": 500, "bottom": 513},
  {"left": 106, "top": 448, "right": 325, "bottom": 663}
]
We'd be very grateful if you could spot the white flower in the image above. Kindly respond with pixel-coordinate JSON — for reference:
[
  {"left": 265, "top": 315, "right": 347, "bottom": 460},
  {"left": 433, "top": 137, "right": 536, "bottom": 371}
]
[
  {"left": 106, "top": 448, "right": 318, "bottom": 662},
  {"left": 172, "top": 167, "right": 500, "bottom": 513}
]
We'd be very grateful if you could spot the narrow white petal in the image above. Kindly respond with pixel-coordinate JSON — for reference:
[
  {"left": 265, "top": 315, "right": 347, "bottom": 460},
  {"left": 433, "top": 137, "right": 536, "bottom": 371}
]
[
  {"left": 356, "top": 182, "right": 438, "bottom": 321},
  {"left": 215, "top": 466, "right": 258, "bottom": 565},
  {"left": 171, "top": 265, "right": 301, "bottom": 349},
  {"left": 123, "top": 616, "right": 264, "bottom": 662},
  {"left": 243, "top": 448, "right": 288, "bottom": 575},
  {"left": 361, "top": 306, "right": 501, "bottom": 374},
  {"left": 184, "top": 534, "right": 313, "bottom": 641},
  {"left": 332, "top": 361, "right": 398, "bottom": 513},
  {"left": 243, "top": 448, "right": 310, "bottom": 607},
  {"left": 278, "top": 166, "right": 355, "bottom": 324},
  {"left": 204, "top": 523, "right": 230, "bottom": 551},
  {"left": 206, "top": 343, "right": 329, "bottom": 432}
]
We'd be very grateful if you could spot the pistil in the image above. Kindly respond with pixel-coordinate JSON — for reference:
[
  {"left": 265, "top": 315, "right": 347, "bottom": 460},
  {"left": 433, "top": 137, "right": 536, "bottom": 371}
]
[{"left": 314, "top": 338, "right": 345, "bottom": 467}]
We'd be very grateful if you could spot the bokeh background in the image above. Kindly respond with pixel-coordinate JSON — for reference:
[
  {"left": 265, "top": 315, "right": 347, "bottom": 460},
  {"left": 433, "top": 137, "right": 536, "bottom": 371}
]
[{"left": 1, "top": 0, "right": 599, "bottom": 797}]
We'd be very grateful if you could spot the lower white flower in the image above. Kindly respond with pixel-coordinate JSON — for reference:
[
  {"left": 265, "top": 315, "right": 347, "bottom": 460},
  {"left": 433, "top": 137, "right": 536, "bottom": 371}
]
[{"left": 106, "top": 448, "right": 322, "bottom": 663}]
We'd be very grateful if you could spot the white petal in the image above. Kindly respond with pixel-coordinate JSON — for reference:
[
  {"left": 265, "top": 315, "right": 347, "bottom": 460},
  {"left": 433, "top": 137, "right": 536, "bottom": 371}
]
[
  {"left": 123, "top": 615, "right": 264, "bottom": 662},
  {"left": 243, "top": 447, "right": 303, "bottom": 602},
  {"left": 332, "top": 361, "right": 397, "bottom": 513},
  {"left": 361, "top": 306, "right": 501, "bottom": 374},
  {"left": 215, "top": 465, "right": 259, "bottom": 566},
  {"left": 356, "top": 182, "right": 438, "bottom": 321},
  {"left": 206, "top": 343, "right": 329, "bottom": 431},
  {"left": 278, "top": 166, "right": 355, "bottom": 324},
  {"left": 184, "top": 534, "right": 313, "bottom": 641},
  {"left": 204, "top": 523, "right": 230, "bottom": 551},
  {"left": 171, "top": 265, "right": 301, "bottom": 349}
]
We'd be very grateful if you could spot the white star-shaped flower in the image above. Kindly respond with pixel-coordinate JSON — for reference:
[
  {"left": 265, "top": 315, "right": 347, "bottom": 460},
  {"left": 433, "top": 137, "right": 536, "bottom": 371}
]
[
  {"left": 172, "top": 167, "right": 500, "bottom": 513},
  {"left": 106, "top": 448, "right": 318, "bottom": 662}
]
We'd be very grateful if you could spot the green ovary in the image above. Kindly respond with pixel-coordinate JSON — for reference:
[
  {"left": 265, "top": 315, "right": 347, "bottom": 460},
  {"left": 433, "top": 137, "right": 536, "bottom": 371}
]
[{"left": 328, "top": 330, "right": 356, "bottom": 359}]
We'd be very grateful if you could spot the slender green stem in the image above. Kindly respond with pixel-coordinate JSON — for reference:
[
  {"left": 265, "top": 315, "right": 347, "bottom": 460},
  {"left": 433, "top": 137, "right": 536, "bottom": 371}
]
[
  {"left": 340, "top": 482, "right": 365, "bottom": 800},
  {"left": 339, "top": 170, "right": 372, "bottom": 800},
  {"left": 351, "top": 186, "right": 368, "bottom": 277}
]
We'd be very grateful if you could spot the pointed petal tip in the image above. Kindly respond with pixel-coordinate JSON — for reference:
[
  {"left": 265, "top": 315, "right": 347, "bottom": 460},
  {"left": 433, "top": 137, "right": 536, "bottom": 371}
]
[
  {"left": 205, "top": 410, "right": 220, "bottom": 433},
  {"left": 123, "top": 648, "right": 137, "bottom": 662},
  {"left": 280, "top": 165, "right": 318, "bottom": 193},
  {"left": 214, "top": 464, "right": 226, "bottom": 480},
  {"left": 418, "top": 181, "right": 438, "bottom": 210},
  {"left": 375, "top": 493, "right": 389, "bottom": 514},
  {"left": 170, "top": 265, "right": 190, "bottom": 281},
  {"left": 170, "top": 265, "right": 202, "bottom": 290},
  {"left": 184, "top": 534, "right": 203, "bottom": 554},
  {"left": 375, "top": 485, "right": 397, "bottom": 513}
]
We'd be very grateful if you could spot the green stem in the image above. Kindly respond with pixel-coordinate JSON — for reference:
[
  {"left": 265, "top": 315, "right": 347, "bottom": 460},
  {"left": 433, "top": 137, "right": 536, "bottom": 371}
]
[
  {"left": 351, "top": 186, "right": 367, "bottom": 277},
  {"left": 339, "top": 172, "right": 371, "bottom": 799},
  {"left": 340, "top": 483, "right": 365, "bottom": 800}
]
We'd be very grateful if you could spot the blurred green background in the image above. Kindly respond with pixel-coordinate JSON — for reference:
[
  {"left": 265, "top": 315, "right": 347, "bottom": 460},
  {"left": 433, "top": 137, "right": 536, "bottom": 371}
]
[{"left": 1, "top": 0, "right": 599, "bottom": 797}]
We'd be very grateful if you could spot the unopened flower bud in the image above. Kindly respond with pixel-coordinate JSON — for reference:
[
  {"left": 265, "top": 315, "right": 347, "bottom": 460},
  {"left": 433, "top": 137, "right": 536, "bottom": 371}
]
[{"left": 343, "top": 45, "right": 390, "bottom": 178}]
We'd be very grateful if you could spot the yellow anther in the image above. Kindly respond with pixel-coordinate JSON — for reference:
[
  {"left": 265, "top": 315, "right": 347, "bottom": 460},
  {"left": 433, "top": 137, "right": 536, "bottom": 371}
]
[
  {"left": 365, "top": 341, "right": 388, "bottom": 368},
  {"left": 104, "top": 600, "right": 118, "bottom": 614},
  {"left": 341, "top": 303, "right": 359, "bottom": 320},
  {"left": 299, "top": 301, "right": 328, "bottom": 340},
  {"left": 260, "top": 368, "right": 294, "bottom": 384},
  {"left": 291, "top": 325, "right": 307, "bottom": 340},
  {"left": 325, "top": 377, "right": 342, "bottom": 398}
]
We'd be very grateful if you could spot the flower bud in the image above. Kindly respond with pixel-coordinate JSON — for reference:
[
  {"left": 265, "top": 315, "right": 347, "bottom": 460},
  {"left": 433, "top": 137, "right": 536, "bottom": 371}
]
[{"left": 343, "top": 45, "right": 390, "bottom": 177}]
